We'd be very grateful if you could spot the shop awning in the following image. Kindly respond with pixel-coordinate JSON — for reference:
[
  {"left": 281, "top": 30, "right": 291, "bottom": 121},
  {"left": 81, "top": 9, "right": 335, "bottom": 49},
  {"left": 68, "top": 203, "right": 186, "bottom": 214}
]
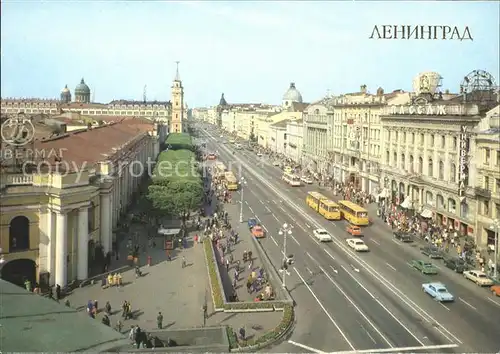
[
  {"left": 420, "top": 208, "right": 433, "bottom": 218},
  {"left": 400, "top": 196, "right": 413, "bottom": 209}
]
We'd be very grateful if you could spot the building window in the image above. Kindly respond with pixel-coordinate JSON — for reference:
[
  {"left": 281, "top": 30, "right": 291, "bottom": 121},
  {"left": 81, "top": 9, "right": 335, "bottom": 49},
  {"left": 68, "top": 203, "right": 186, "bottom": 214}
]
[
  {"left": 430, "top": 134, "right": 435, "bottom": 146},
  {"left": 395, "top": 131, "right": 399, "bottom": 142},
  {"left": 484, "top": 176, "right": 490, "bottom": 189},
  {"left": 495, "top": 203, "right": 500, "bottom": 219},
  {"left": 418, "top": 156, "right": 423, "bottom": 174},
  {"left": 428, "top": 158, "right": 433, "bottom": 177},
  {"left": 411, "top": 133, "right": 415, "bottom": 144},
  {"left": 385, "top": 150, "right": 390, "bottom": 164},
  {"left": 9, "top": 216, "right": 30, "bottom": 252},
  {"left": 496, "top": 178, "right": 500, "bottom": 192},
  {"left": 437, "top": 194, "right": 444, "bottom": 209},
  {"left": 393, "top": 152, "right": 397, "bottom": 164},
  {"left": 448, "top": 198, "right": 456, "bottom": 213},
  {"left": 483, "top": 200, "right": 489, "bottom": 216},
  {"left": 425, "top": 191, "right": 434, "bottom": 205},
  {"left": 461, "top": 201, "right": 469, "bottom": 218},
  {"left": 441, "top": 135, "right": 446, "bottom": 149},
  {"left": 496, "top": 150, "right": 500, "bottom": 166},
  {"left": 400, "top": 153, "right": 405, "bottom": 170},
  {"left": 314, "top": 109, "right": 319, "bottom": 114},
  {"left": 175, "top": 113, "right": 178, "bottom": 119},
  {"left": 420, "top": 133, "right": 424, "bottom": 144},
  {"left": 409, "top": 155, "right": 414, "bottom": 173},
  {"left": 403, "top": 132, "right": 406, "bottom": 142},
  {"left": 438, "top": 160, "right": 444, "bottom": 180},
  {"left": 450, "top": 163, "right": 456, "bottom": 182},
  {"left": 484, "top": 148, "right": 490, "bottom": 164},
  {"left": 453, "top": 137, "right": 457, "bottom": 150}
]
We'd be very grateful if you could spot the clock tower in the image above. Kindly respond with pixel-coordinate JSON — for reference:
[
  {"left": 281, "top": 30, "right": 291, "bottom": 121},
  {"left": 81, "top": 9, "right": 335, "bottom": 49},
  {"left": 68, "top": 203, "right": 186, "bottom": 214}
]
[{"left": 170, "top": 61, "right": 184, "bottom": 133}]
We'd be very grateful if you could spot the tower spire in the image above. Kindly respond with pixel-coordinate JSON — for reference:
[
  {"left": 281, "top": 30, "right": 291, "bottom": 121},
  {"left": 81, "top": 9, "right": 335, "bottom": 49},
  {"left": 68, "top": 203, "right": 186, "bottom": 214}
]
[{"left": 174, "top": 61, "right": 180, "bottom": 81}]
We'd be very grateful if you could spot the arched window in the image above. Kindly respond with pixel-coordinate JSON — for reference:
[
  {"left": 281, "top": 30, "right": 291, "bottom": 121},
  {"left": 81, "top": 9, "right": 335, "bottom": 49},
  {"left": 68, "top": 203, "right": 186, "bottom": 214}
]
[
  {"left": 450, "top": 163, "right": 456, "bottom": 182},
  {"left": 425, "top": 191, "right": 434, "bottom": 205},
  {"left": 428, "top": 158, "right": 434, "bottom": 177},
  {"left": 437, "top": 194, "right": 444, "bottom": 209},
  {"left": 385, "top": 150, "right": 390, "bottom": 164},
  {"left": 409, "top": 155, "right": 414, "bottom": 173},
  {"left": 393, "top": 152, "right": 397, "bottom": 164},
  {"left": 461, "top": 201, "right": 469, "bottom": 218},
  {"left": 401, "top": 153, "right": 405, "bottom": 170},
  {"left": 418, "top": 156, "right": 423, "bottom": 174},
  {"left": 314, "top": 109, "right": 320, "bottom": 114},
  {"left": 439, "top": 160, "right": 444, "bottom": 180},
  {"left": 448, "top": 198, "right": 456, "bottom": 213},
  {"left": 9, "top": 216, "right": 30, "bottom": 252}
]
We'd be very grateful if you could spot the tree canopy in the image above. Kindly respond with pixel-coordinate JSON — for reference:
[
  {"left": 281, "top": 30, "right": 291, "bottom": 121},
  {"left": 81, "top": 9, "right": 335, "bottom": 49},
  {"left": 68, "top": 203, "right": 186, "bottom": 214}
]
[
  {"left": 164, "top": 133, "right": 193, "bottom": 151},
  {"left": 147, "top": 145, "right": 203, "bottom": 222}
]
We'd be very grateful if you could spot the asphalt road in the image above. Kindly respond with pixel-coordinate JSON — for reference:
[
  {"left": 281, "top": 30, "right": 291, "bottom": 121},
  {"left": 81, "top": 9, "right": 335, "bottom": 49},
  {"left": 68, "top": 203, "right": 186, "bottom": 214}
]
[{"left": 197, "top": 125, "right": 500, "bottom": 354}]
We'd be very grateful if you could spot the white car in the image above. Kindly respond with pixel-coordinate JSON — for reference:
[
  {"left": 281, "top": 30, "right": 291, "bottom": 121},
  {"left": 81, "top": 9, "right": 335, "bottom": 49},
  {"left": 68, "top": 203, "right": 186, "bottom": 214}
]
[
  {"left": 313, "top": 229, "right": 332, "bottom": 242},
  {"left": 301, "top": 176, "right": 313, "bottom": 184},
  {"left": 272, "top": 161, "right": 280, "bottom": 166},
  {"left": 463, "top": 270, "right": 494, "bottom": 286},
  {"left": 346, "top": 238, "right": 369, "bottom": 252},
  {"left": 257, "top": 152, "right": 263, "bottom": 157}
]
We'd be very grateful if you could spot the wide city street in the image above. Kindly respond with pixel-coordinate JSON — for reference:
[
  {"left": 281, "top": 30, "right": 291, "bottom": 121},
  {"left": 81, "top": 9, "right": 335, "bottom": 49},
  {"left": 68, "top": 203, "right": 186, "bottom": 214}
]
[{"left": 200, "top": 126, "right": 500, "bottom": 354}]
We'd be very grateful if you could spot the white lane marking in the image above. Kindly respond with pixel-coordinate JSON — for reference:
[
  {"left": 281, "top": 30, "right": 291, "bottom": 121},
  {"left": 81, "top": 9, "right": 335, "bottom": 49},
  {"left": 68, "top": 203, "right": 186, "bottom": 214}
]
[
  {"left": 288, "top": 341, "right": 326, "bottom": 354},
  {"left": 265, "top": 206, "right": 272, "bottom": 213},
  {"left": 324, "top": 249, "right": 335, "bottom": 260},
  {"left": 262, "top": 225, "right": 269, "bottom": 232},
  {"left": 350, "top": 264, "right": 360, "bottom": 272},
  {"left": 290, "top": 234, "right": 301, "bottom": 246},
  {"left": 293, "top": 268, "right": 355, "bottom": 351},
  {"left": 214, "top": 133, "right": 462, "bottom": 344},
  {"left": 314, "top": 262, "right": 393, "bottom": 347},
  {"left": 272, "top": 214, "right": 279, "bottom": 222},
  {"left": 306, "top": 251, "right": 314, "bottom": 261},
  {"left": 306, "top": 267, "right": 313, "bottom": 275},
  {"left": 330, "top": 265, "right": 338, "bottom": 274},
  {"left": 259, "top": 200, "right": 265, "bottom": 205},
  {"left": 487, "top": 297, "right": 500, "bottom": 307},
  {"left": 332, "top": 344, "right": 459, "bottom": 354},
  {"left": 272, "top": 200, "right": 277, "bottom": 204},
  {"left": 298, "top": 224, "right": 308, "bottom": 232},
  {"left": 371, "top": 239, "right": 381, "bottom": 245},
  {"left": 244, "top": 200, "right": 248, "bottom": 205},
  {"left": 459, "top": 297, "right": 477, "bottom": 310},
  {"left": 270, "top": 235, "right": 279, "bottom": 247},
  {"left": 439, "top": 302, "right": 450, "bottom": 311},
  {"left": 391, "top": 239, "right": 400, "bottom": 245},
  {"left": 248, "top": 206, "right": 253, "bottom": 213},
  {"left": 305, "top": 223, "right": 311, "bottom": 228},
  {"left": 360, "top": 323, "right": 377, "bottom": 344},
  {"left": 341, "top": 265, "right": 350, "bottom": 272},
  {"left": 341, "top": 265, "right": 426, "bottom": 345},
  {"left": 385, "top": 263, "right": 396, "bottom": 271}
]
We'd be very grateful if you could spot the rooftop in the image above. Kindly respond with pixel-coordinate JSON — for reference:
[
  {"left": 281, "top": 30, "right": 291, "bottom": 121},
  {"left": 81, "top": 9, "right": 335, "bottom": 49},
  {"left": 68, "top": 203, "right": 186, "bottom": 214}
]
[
  {"left": 270, "top": 119, "right": 290, "bottom": 128},
  {"left": 0, "top": 279, "right": 129, "bottom": 352}
]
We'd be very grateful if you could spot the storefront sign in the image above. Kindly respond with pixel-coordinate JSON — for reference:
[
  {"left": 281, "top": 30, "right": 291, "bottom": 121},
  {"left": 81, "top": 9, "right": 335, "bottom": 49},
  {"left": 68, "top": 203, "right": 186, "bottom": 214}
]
[
  {"left": 390, "top": 104, "right": 447, "bottom": 115},
  {"left": 458, "top": 125, "right": 469, "bottom": 197}
]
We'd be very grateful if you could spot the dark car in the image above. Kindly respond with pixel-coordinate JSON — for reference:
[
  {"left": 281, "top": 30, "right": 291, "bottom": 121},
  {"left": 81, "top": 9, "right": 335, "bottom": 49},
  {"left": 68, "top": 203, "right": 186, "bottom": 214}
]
[
  {"left": 443, "top": 257, "right": 469, "bottom": 273},
  {"left": 393, "top": 231, "right": 414, "bottom": 243},
  {"left": 420, "top": 245, "right": 444, "bottom": 259},
  {"left": 247, "top": 218, "right": 258, "bottom": 229}
]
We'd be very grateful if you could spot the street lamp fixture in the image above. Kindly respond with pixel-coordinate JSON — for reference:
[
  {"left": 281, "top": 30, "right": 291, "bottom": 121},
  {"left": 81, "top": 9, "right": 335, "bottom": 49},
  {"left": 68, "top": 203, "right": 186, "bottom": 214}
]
[
  {"left": 239, "top": 177, "right": 247, "bottom": 223},
  {"left": 278, "top": 223, "right": 293, "bottom": 288},
  {"left": 490, "top": 219, "right": 499, "bottom": 279}
]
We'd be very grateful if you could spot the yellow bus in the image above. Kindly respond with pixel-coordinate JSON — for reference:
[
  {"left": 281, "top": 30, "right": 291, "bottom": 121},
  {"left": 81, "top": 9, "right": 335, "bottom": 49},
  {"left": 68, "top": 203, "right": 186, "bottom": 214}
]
[
  {"left": 338, "top": 200, "right": 369, "bottom": 225},
  {"left": 306, "top": 191, "right": 327, "bottom": 211},
  {"left": 225, "top": 171, "right": 239, "bottom": 191},
  {"left": 318, "top": 199, "right": 341, "bottom": 220}
]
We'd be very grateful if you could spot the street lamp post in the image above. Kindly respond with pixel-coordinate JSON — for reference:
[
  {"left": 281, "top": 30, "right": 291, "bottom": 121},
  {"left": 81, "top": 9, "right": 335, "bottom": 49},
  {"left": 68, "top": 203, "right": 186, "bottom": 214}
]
[
  {"left": 278, "top": 223, "right": 293, "bottom": 288},
  {"left": 239, "top": 177, "right": 246, "bottom": 223},
  {"left": 491, "top": 219, "right": 499, "bottom": 279}
]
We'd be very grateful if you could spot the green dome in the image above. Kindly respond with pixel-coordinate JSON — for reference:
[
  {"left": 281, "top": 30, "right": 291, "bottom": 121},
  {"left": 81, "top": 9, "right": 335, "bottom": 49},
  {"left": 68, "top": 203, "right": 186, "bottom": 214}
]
[{"left": 75, "top": 78, "right": 90, "bottom": 94}]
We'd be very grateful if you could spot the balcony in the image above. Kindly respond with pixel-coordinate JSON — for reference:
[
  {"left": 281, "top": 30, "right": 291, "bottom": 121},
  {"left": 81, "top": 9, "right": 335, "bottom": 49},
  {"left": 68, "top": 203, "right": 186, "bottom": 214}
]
[
  {"left": 474, "top": 187, "right": 491, "bottom": 198},
  {"left": 1, "top": 174, "right": 34, "bottom": 187}
]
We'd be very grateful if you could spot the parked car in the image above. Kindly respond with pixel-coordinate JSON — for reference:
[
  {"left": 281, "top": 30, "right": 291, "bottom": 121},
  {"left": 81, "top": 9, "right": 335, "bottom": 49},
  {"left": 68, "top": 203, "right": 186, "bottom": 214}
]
[
  {"left": 463, "top": 270, "right": 494, "bottom": 286},
  {"left": 443, "top": 257, "right": 469, "bottom": 273},
  {"left": 393, "top": 231, "right": 414, "bottom": 243},
  {"left": 346, "top": 238, "right": 369, "bottom": 252},
  {"left": 420, "top": 245, "right": 444, "bottom": 259},
  {"left": 346, "top": 224, "right": 363, "bottom": 236},
  {"left": 313, "top": 229, "right": 332, "bottom": 242},
  {"left": 422, "top": 282, "right": 454, "bottom": 302},
  {"left": 411, "top": 259, "right": 438, "bottom": 275}
]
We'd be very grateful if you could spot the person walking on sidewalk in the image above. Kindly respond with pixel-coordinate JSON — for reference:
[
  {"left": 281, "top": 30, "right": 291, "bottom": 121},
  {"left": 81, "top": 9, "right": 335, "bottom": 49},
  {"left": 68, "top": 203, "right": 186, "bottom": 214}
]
[{"left": 157, "top": 312, "right": 163, "bottom": 329}]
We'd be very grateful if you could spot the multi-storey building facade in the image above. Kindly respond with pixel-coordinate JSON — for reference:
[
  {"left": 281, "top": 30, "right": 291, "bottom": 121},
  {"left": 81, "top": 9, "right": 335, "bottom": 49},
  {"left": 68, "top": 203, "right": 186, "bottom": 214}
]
[
  {"left": 303, "top": 101, "right": 330, "bottom": 172},
  {"left": 474, "top": 105, "right": 500, "bottom": 249},
  {"left": 285, "top": 119, "right": 303, "bottom": 163}
]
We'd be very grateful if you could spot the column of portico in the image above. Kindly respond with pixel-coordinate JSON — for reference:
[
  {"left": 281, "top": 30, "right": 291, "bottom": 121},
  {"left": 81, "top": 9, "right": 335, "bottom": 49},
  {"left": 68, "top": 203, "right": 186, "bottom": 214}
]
[
  {"left": 55, "top": 212, "right": 68, "bottom": 287},
  {"left": 77, "top": 207, "right": 89, "bottom": 280},
  {"left": 100, "top": 193, "right": 112, "bottom": 253}
]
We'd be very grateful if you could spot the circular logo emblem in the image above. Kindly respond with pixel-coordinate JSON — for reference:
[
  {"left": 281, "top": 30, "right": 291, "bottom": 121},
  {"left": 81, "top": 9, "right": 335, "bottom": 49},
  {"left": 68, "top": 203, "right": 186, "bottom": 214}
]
[{"left": 1, "top": 117, "right": 35, "bottom": 146}]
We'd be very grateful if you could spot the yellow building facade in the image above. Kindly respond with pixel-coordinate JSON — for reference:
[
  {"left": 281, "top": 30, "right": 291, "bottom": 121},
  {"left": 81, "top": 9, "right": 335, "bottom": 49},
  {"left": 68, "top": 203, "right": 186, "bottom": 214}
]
[{"left": 0, "top": 119, "right": 160, "bottom": 288}]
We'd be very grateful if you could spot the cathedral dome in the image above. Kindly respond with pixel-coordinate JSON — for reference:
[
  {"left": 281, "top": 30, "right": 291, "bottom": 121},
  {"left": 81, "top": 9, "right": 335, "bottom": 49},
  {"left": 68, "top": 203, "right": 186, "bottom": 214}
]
[
  {"left": 61, "top": 85, "right": 70, "bottom": 94},
  {"left": 283, "top": 82, "right": 303, "bottom": 103},
  {"left": 75, "top": 78, "right": 90, "bottom": 94}
]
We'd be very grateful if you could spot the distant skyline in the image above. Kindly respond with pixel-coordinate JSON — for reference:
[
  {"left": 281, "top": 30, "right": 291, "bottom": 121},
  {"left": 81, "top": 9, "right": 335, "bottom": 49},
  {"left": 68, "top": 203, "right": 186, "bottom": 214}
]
[{"left": 1, "top": 1, "right": 499, "bottom": 107}]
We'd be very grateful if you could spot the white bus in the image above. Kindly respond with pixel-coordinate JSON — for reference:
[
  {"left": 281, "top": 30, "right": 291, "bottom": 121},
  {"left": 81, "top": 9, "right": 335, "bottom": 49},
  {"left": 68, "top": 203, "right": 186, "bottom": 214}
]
[{"left": 282, "top": 172, "right": 301, "bottom": 186}]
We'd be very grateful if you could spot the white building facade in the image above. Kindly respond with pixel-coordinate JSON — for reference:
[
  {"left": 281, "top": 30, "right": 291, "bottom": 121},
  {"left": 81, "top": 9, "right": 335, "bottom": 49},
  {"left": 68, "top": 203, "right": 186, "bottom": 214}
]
[{"left": 285, "top": 119, "right": 304, "bottom": 163}]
